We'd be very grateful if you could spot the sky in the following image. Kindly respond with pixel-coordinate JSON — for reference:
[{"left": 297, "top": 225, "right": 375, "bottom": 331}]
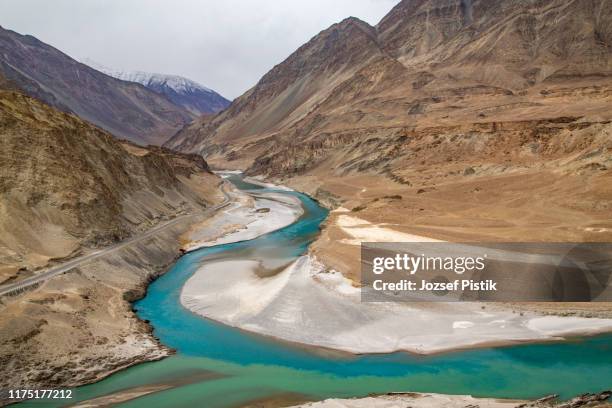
[{"left": 0, "top": 0, "right": 398, "bottom": 99}]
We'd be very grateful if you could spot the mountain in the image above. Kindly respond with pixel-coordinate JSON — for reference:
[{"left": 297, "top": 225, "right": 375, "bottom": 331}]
[
  {"left": 166, "top": 0, "right": 612, "bottom": 158},
  {"left": 0, "top": 78, "right": 222, "bottom": 284},
  {"left": 165, "top": 0, "right": 612, "bottom": 247},
  {"left": 82, "top": 59, "right": 231, "bottom": 115},
  {"left": 0, "top": 75, "right": 226, "bottom": 388},
  {"left": 0, "top": 26, "right": 195, "bottom": 145},
  {"left": 164, "top": 16, "right": 385, "bottom": 155}
]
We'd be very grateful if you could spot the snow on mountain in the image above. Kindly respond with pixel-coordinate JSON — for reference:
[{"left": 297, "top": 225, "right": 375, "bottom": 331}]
[{"left": 81, "top": 58, "right": 230, "bottom": 115}]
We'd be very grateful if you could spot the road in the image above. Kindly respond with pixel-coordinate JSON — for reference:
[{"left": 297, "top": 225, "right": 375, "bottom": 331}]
[{"left": 0, "top": 186, "right": 232, "bottom": 297}]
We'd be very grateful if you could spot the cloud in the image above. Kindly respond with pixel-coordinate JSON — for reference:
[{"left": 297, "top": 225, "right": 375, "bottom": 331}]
[{"left": 1, "top": 0, "right": 397, "bottom": 99}]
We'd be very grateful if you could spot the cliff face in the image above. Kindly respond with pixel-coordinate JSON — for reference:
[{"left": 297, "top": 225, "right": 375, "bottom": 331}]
[
  {"left": 0, "top": 26, "right": 195, "bottom": 145},
  {"left": 0, "top": 87, "right": 222, "bottom": 284}
]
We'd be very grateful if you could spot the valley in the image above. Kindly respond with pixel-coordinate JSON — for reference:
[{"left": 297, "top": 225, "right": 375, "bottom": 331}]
[
  {"left": 1, "top": 0, "right": 611, "bottom": 406},
  {"left": 19, "top": 174, "right": 608, "bottom": 408},
  {"left": 165, "top": 1, "right": 612, "bottom": 310}
]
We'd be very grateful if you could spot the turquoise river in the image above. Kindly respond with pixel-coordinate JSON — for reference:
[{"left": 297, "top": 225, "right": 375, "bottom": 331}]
[{"left": 20, "top": 176, "right": 612, "bottom": 407}]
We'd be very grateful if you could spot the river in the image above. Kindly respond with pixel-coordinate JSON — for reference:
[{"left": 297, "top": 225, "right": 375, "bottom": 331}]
[{"left": 20, "top": 176, "right": 612, "bottom": 407}]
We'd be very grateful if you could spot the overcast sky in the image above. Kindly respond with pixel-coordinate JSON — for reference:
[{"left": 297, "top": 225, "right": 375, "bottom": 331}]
[{"left": 1, "top": 0, "right": 398, "bottom": 99}]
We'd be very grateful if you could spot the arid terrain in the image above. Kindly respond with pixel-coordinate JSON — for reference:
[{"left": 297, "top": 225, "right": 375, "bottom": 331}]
[
  {"left": 0, "top": 0, "right": 611, "bottom": 405},
  {"left": 166, "top": 0, "right": 612, "bottom": 305},
  {"left": 0, "top": 86, "right": 223, "bottom": 284},
  {"left": 0, "top": 81, "right": 225, "bottom": 390}
]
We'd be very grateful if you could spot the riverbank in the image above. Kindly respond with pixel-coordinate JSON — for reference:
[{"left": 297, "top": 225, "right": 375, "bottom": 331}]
[
  {"left": 278, "top": 173, "right": 612, "bottom": 319},
  {"left": 180, "top": 184, "right": 304, "bottom": 252},
  {"left": 180, "top": 176, "right": 612, "bottom": 354},
  {"left": 0, "top": 175, "right": 227, "bottom": 395},
  {"left": 181, "top": 253, "right": 612, "bottom": 354},
  {"left": 0, "top": 211, "right": 205, "bottom": 393},
  {"left": 293, "top": 393, "right": 527, "bottom": 408},
  {"left": 291, "top": 391, "right": 612, "bottom": 408}
]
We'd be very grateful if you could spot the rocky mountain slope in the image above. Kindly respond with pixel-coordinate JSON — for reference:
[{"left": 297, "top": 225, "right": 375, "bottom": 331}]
[
  {"left": 163, "top": 16, "right": 385, "bottom": 155},
  {"left": 0, "top": 83, "right": 222, "bottom": 285},
  {"left": 0, "top": 80, "right": 226, "bottom": 391},
  {"left": 0, "top": 26, "right": 195, "bottom": 145},
  {"left": 83, "top": 59, "right": 231, "bottom": 115},
  {"left": 166, "top": 0, "right": 611, "bottom": 158},
  {"left": 165, "top": 0, "right": 612, "bottom": 250}
]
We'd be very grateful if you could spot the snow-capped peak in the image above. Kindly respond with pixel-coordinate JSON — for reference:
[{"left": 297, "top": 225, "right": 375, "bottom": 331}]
[
  {"left": 80, "top": 58, "right": 231, "bottom": 115},
  {"left": 82, "top": 58, "right": 213, "bottom": 94}
]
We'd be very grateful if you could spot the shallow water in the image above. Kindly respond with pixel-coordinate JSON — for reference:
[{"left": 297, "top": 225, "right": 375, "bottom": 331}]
[{"left": 20, "top": 177, "right": 612, "bottom": 407}]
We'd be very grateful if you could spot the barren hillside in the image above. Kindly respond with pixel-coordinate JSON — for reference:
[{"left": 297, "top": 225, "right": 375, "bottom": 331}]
[
  {"left": 165, "top": 0, "right": 612, "bottom": 245},
  {"left": 0, "top": 86, "right": 223, "bottom": 285},
  {"left": 0, "top": 82, "right": 226, "bottom": 390}
]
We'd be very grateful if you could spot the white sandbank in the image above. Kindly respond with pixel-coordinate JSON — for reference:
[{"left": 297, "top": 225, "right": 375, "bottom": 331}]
[
  {"left": 243, "top": 176, "right": 294, "bottom": 191},
  {"left": 336, "top": 214, "right": 442, "bottom": 245},
  {"left": 182, "top": 255, "right": 612, "bottom": 354},
  {"left": 215, "top": 170, "right": 243, "bottom": 176},
  {"left": 292, "top": 393, "right": 527, "bottom": 408},
  {"left": 182, "top": 190, "right": 303, "bottom": 252},
  {"left": 214, "top": 170, "right": 293, "bottom": 191},
  {"left": 181, "top": 189, "right": 612, "bottom": 354}
]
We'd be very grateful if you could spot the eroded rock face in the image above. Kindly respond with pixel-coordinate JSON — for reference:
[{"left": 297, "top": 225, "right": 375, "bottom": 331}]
[
  {"left": 378, "top": 0, "right": 612, "bottom": 71},
  {"left": 247, "top": 118, "right": 612, "bottom": 179}
]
